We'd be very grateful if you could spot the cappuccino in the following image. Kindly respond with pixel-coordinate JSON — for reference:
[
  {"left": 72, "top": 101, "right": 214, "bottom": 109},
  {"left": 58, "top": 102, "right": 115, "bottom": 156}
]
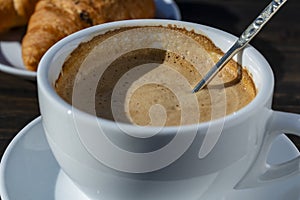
[{"left": 55, "top": 26, "right": 256, "bottom": 126}]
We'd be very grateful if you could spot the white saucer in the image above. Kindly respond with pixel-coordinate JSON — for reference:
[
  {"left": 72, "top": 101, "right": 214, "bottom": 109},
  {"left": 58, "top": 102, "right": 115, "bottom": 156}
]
[
  {"left": 0, "top": 0, "right": 181, "bottom": 81},
  {"left": 1, "top": 116, "right": 300, "bottom": 200}
]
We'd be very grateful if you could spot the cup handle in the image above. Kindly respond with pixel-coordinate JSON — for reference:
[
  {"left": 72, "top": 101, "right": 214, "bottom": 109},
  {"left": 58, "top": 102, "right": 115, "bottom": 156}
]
[{"left": 235, "top": 110, "right": 300, "bottom": 189}]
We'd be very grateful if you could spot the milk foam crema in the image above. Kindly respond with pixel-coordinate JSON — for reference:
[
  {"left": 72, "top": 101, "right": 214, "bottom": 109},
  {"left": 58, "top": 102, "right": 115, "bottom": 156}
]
[{"left": 55, "top": 26, "right": 256, "bottom": 126}]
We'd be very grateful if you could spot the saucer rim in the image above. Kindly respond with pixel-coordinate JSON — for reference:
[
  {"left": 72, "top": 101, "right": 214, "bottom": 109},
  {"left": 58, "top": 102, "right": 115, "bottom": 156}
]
[
  {"left": 0, "top": 117, "right": 43, "bottom": 200},
  {"left": 0, "top": 116, "right": 299, "bottom": 200}
]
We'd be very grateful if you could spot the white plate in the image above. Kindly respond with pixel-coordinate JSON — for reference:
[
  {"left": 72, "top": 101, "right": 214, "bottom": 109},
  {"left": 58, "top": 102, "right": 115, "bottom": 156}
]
[
  {"left": 1, "top": 116, "right": 300, "bottom": 200},
  {"left": 0, "top": 0, "right": 181, "bottom": 81}
]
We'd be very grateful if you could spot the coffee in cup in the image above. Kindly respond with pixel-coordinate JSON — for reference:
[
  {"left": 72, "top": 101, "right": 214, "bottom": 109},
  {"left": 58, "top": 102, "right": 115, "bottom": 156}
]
[
  {"left": 55, "top": 25, "right": 256, "bottom": 126},
  {"left": 37, "top": 20, "right": 300, "bottom": 200}
]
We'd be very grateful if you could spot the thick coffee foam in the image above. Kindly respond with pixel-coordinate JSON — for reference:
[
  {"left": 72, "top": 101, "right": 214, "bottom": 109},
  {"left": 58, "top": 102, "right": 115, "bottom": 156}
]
[{"left": 55, "top": 26, "right": 256, "bottom": 126}]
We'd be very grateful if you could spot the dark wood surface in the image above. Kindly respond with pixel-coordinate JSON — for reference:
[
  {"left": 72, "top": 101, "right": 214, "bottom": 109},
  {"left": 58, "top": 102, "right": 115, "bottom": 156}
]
[{"left": 0, "top": 0, "right": 299, "bottom": 194}]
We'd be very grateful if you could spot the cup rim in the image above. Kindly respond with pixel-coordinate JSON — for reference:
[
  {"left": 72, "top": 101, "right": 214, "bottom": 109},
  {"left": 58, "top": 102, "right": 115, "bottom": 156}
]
[{"left": 37, "top": 19, "right": 274, "bottom": 133}]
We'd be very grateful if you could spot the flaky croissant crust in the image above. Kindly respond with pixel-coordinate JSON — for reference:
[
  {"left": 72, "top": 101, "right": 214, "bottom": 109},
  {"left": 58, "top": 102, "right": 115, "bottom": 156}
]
[
  {"left": 21, "top": 0, "right": 155, "bottom": 71},
  {"left": 0, "top": 0, "right": 39, "bottom": 33}
]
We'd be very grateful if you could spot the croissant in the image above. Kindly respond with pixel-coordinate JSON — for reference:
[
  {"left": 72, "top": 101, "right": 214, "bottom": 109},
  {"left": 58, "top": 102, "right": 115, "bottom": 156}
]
[
  {"left": 0, "top": 0, "right": 39, "bottom": 33},
  {"left": 21, "top": 0, "right": 156, "bottom": 71}
]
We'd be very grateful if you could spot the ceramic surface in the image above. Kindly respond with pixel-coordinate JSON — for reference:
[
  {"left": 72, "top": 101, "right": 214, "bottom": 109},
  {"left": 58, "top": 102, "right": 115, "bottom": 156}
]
[
  {"left": 37, "top": 19, "right": 300, "bottom": 199},
  {"left": 1, "top": 117, "right": 299, "bottom": 200}
]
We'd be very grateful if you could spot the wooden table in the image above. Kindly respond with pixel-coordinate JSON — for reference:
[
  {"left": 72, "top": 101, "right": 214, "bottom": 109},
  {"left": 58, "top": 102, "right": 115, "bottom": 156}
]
[{"left": 0, "top": 0, "right": 299, "bottom": 196}]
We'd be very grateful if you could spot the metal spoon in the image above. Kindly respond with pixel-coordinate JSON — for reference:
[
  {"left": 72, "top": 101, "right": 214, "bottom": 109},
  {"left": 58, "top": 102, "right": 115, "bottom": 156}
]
[{"left": 192, "top": 0, "right": 287, "bottom": 93}]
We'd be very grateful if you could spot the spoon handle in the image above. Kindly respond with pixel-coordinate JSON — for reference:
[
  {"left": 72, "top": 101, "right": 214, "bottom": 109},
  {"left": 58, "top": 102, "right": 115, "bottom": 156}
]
[{"left": 192, "top": 0, "right": 287, "bottom": 93}]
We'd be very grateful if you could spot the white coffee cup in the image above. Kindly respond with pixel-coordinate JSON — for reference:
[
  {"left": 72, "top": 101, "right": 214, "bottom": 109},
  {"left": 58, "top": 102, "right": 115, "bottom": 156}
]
[{"left": 37, "top": 19, "right": 300, "bottom": 200}]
